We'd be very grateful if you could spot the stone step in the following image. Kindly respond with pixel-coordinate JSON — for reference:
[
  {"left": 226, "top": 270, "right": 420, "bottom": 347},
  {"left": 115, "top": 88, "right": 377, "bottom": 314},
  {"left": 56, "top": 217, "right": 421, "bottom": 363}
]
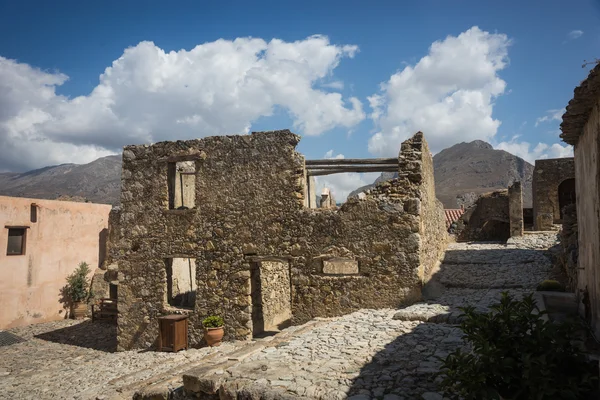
[{"left": 393, "top": 288, "right": 534, "bottom": 323}]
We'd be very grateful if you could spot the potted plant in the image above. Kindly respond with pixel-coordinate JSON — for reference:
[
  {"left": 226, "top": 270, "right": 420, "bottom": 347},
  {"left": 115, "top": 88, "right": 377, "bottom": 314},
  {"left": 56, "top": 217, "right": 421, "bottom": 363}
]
[
  {"left": 65, "top": 262, "right": 91, "bottom": 319},
  {"left": 202, "top": 315, "right": 224, "bottom": 346}
]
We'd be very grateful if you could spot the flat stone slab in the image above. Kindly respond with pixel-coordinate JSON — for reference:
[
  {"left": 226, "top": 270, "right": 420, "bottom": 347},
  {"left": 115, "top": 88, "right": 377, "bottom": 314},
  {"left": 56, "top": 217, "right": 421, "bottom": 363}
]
[{"left": 323, "top": 258, "right": 359, "bottom": 275}]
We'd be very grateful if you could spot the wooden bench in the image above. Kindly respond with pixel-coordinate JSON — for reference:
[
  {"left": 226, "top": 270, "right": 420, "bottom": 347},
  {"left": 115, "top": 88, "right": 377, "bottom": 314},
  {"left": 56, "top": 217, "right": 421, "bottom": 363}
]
[{"left": 91, "top": 298, "right": 118, "bottom": 322}]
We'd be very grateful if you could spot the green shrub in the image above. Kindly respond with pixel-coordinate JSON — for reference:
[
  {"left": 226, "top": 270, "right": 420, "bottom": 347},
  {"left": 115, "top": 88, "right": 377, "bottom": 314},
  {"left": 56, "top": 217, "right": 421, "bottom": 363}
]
[
  {"left": 536, "top": 279, "right": 565, "bottom": 292},
  {"left": 438, "top": 292, "right": 598, "bottom": 399},
  {"left": 202, "top": 315, "right": 224, "bottom": 328},
  {"left": 65, "top": 262, "right": 91, "bottom": 303}
]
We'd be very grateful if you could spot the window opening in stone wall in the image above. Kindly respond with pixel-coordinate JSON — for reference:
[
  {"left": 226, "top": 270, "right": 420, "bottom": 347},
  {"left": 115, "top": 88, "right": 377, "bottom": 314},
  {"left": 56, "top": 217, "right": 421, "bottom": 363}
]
[
  {"left": 304, "top": 157, "right": 399, "bottom": 209},
  {"left": 6, "top": 227, "right": 26, "bottom": 256},
  {"left": 164, "top": 258, "right": 196, "bottom": 309},
  {"left": 109, "top": 283, "right": 118, "bottom": 300},
  {"left": 250, "top": 260, "right": 292, "bottom": 338},
  {"left": 558, "top": 178, "right": 576, "bottom": 219},
  {"left": 30, "top": 204, "right": 37, "bottom": 223},
  {"left": 167, "top": 161, "right": 196, "bottom": 210}
]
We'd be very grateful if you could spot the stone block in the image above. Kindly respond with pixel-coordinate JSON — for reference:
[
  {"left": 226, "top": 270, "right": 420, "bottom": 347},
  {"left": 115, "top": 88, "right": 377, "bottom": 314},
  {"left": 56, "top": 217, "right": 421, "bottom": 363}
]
[{"left": 322, "top": 258, "right": 359, "bottom": 275}]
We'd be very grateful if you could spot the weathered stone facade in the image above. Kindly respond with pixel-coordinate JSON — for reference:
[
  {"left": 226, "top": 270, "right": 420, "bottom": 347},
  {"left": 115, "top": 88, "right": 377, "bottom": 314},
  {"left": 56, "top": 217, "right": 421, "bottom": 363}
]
[
  {"left": 556, "top": 203, "right": 578, "bottom": 292},
  {"left": 455, "top": 190, "right": 510, "bottom": 242},
  {"left": 561, "top": 62, "right": 600, "bottom": 337},
  {"left": 111, "top": 130, "right": 447, "bottom": 350},
  {"left": 532, "top": 158, "right": 575, "bottom": 230},
  {"left": 508, "top": 181, "right": 524, "bottom": 237}
]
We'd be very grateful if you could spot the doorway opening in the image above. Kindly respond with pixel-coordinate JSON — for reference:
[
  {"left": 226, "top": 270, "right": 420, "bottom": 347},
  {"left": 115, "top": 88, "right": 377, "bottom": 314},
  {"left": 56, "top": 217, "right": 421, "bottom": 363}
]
[
  {"left": 250, "top": 260, "right": 292, "bottom": 338},
  {"left": 558, "top": 178, "right": 576, "bottom": 219},
  {"left": 164, "top": 258, "right": 197, "bottom": 309}
]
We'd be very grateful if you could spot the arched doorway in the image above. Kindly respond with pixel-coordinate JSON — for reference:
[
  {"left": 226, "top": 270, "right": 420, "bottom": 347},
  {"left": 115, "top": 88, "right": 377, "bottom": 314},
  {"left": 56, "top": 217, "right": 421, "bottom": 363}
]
[{"left": 558, "top": 178, "right": 576, "bottom": 219}]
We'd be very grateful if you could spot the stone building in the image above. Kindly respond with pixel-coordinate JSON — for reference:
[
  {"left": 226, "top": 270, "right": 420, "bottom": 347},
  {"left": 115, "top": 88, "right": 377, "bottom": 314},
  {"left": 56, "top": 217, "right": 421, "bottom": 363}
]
[
  {"left": 0, "top": 196, "right": 112, "bottom": 329},
  {"left": 455, "top": 190, "right": 510, "bottom": 241},
  {"left": 532, "top": 158, "right": 576, "bottom": 230},
  {"left": 111, "top": 130, "right": 447, "bottom": 350},
  {"left": 561, "top": 62, "right": 600, "bottom": 337}
]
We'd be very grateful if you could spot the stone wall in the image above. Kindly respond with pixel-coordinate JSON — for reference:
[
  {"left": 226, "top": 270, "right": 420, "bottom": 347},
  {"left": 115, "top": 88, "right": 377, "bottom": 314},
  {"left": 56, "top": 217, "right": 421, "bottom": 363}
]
[
  {"left": 455, "top": 190, "right": 510, "bottom": 241},
  {"left": 508, "top": 182, "right": 524, "bottom": 237},
  {"left": 532, "top": 158, "right": 575, "bottom": 230},
  {"left": 112, "top": 130, "right": 447, "bottom": 350},
  {"left": 560, "top": 63, "right": 600, "bottom": 337},
  {"left": 557, "top": 204, "right": 578, "bottom": 291},
  {"left": 412, "top": 135, "right": 447, "bottom": 280}
]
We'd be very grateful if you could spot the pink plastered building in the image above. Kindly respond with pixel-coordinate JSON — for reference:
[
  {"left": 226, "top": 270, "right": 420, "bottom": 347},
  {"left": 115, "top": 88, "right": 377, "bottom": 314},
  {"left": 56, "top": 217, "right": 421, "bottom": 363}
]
[{"left": 0, "top": 196, "right": 111, "bottom": 329}]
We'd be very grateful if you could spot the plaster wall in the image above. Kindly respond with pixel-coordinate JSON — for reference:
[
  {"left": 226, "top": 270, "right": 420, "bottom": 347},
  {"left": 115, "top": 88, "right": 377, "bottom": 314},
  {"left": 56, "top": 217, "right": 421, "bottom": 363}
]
[{"left": 0, "top": 196, "right": 111, "bottom": 328}]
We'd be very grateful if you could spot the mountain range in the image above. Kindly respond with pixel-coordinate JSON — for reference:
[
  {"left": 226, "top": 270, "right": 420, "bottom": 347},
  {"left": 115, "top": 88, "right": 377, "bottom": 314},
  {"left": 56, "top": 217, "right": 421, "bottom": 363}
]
[{"left": 0, "top": 140, "right": 534, "bottom": 208}]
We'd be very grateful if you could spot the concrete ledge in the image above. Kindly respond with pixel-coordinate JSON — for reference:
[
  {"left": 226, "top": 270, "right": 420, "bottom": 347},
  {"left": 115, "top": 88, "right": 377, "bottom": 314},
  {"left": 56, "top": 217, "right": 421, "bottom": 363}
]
[{"left": 534, "top": 291, "right": 578, "bottom": 322}]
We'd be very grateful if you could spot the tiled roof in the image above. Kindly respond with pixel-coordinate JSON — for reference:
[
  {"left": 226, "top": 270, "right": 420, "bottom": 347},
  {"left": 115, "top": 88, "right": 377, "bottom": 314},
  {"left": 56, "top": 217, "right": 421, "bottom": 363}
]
[{"left": 445, "top": 209, "right": 465, "bottom": 229}]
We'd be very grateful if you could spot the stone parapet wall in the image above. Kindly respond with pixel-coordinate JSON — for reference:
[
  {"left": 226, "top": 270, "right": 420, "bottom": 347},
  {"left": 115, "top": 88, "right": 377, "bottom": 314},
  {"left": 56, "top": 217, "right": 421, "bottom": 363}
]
[{"left": 112, "top": 130, "right": 447, "bottom": 350}]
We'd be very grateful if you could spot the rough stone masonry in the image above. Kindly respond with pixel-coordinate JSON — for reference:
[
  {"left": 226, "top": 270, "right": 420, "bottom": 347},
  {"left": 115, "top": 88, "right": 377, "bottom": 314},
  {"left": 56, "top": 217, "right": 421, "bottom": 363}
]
[
  {"left": 110, "top": 130, "right": 447, "bottom": 350},
  {"left": 532, "top": 158, "right": 575, "bottom": 231}
]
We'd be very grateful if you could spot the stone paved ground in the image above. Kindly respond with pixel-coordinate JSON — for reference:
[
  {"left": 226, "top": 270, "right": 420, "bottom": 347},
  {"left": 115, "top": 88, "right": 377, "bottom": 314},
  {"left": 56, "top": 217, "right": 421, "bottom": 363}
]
[
  {"left": 180, "top": 232, "right": 560, "bottom": 400},
  {"left": 0, "top": 232, "right": 559, "bottom": 400},
  {"left": 0, "top": 320, "right": 246, "bottom": 400}
]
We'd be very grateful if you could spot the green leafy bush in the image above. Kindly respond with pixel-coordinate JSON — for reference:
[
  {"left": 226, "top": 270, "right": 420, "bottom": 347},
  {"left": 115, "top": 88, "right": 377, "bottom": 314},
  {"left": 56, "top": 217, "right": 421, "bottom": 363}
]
[
  {"left": 65, "top": 262, "right": 91, "bottom": 302},
  {"left": 438, "top": 292, "right": 598, "bottom": 399},
  {"left": 202, "top": 315, "right": 224, "bottom": 328},
  {"left": 536, "top": 279, "right": 566, "bottom": 292}
]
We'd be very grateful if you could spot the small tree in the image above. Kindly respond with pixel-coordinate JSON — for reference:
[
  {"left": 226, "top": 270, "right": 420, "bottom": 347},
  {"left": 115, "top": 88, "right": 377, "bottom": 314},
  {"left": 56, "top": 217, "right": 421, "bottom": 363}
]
[
  {"left": 438, "top": 292, "right": 598, "bottom": 399},
  {"left": 65, "top": 262, "right": 91, "bottom": 303}
]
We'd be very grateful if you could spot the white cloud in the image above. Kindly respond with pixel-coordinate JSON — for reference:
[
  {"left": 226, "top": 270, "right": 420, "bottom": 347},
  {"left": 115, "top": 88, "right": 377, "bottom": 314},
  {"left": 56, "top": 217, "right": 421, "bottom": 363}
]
[
  {"left": 314, "top": 150, "right": 379, "bottom": 202},
  {"left": 0, "top": 35, "right": 365, "bottom": 171},
  {"left": 321, "top": 81, "right": 344, "bottom": 90},
  {"left": 495, "top": 140, "right": 573, "bottom": 163},
  {"left": 324, "top": 149, "right": 345, "bottom": 159},
  {"left": 535, "top": 108, "right": 565, "bottom": 127},
  {"left": 368, "top": 26, "right": 511, "bottom": 156},
  {"left": 568, "top": 30, "right": 584, "bottom": 40}
]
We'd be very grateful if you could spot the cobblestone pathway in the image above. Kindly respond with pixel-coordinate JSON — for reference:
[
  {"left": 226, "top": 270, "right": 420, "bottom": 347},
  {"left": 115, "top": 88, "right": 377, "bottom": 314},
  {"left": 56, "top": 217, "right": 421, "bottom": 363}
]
[{"left": 0, "top": 233, "right": 559, "bottom": 400}]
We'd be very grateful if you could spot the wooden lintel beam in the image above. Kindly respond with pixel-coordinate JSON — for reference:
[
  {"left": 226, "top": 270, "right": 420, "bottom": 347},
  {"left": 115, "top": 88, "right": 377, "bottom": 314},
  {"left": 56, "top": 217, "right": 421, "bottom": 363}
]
[
  {"left": 306, "top": 164, "right": 398, "bottom": 170},
  {"left": 305, "top": 157, "right": 398, "bottom": 166},
  {"left": 307, "top": 166, "right": 399, "bottom": 176}
]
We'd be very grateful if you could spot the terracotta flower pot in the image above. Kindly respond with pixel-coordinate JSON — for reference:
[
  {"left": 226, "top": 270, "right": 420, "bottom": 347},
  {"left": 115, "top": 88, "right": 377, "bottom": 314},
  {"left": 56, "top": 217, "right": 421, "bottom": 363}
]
[
  {"left": 71, "top": 301, "right": 87, "bottom": 319},
  {"left": 204, "top": 326, "right": 224, "bottom": 346}
]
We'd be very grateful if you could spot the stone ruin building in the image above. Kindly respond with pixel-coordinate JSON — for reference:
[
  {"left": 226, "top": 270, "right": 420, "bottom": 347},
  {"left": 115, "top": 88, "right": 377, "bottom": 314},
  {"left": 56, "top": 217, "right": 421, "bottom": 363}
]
[
  {"left": 107, "top": 130, "right": 447, "bottom": 350},
  {"left": 532, "top": 157, "right": 576, "bottom": 231},
  {"left": 452, "top": 181, "right": 524, "bottom": 242}
]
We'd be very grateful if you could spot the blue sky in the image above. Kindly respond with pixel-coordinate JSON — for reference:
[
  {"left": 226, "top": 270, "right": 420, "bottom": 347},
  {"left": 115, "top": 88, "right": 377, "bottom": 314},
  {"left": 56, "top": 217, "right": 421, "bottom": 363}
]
[{"left": 0, "top": 0, "right": 599, "bottom": 197}]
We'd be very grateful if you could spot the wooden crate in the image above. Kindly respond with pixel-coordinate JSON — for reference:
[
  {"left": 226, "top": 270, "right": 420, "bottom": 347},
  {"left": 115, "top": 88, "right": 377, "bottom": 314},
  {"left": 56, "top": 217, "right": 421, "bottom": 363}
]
[{"left": 157, "top": 314, "right": 188, "bottom": 352}]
